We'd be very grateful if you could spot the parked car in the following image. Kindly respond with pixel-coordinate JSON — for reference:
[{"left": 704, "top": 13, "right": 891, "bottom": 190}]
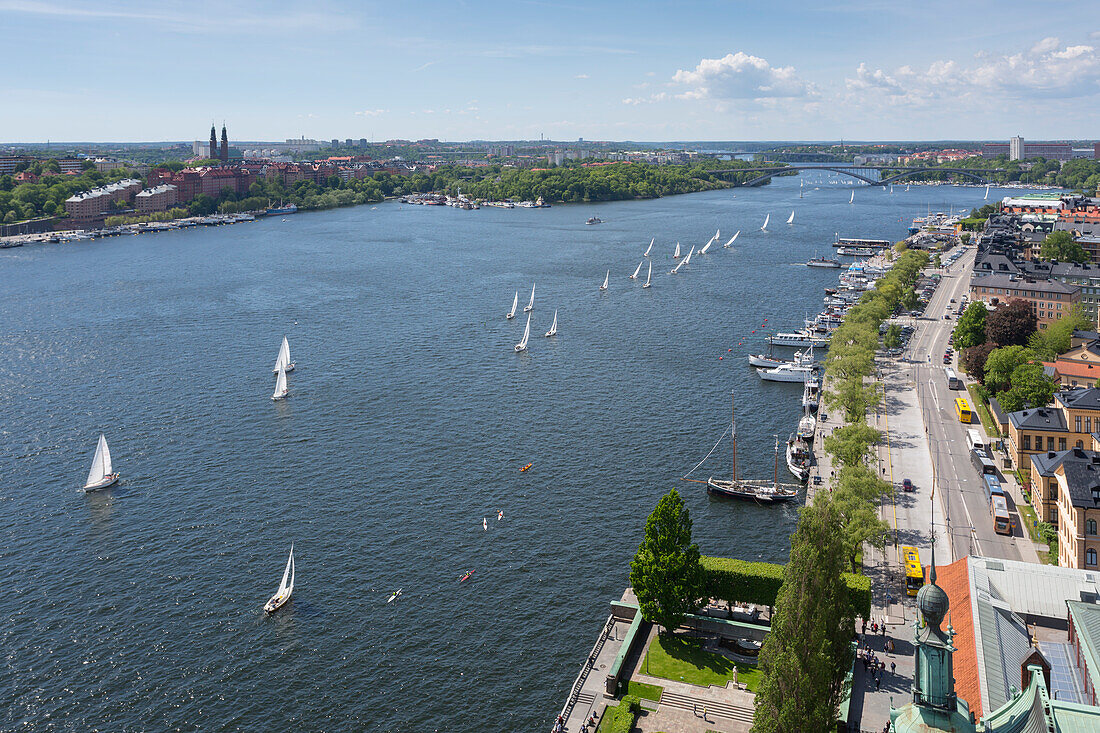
[{"left": 902, "top": 478, "right": 914, "bottom": 492}]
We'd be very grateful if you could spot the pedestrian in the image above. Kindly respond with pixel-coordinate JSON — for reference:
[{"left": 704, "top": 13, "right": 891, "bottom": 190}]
[
  {"left": 882, "top": 622, "right": 887, "bottom": 637},
  {"left": 702, "top": 705, "right": 708, "bottom": 722},
  {"left": 891, "top": 661, "right": 896, "bottom": 675},
  {"left": 871, "top": 621, "right": 878, "bottom": 634},
  {"left": 862, "top": 619, "right": 867, "bottom": 635},
  {"left": 875, "top": 675, "right": 881, "bottom": 690}
]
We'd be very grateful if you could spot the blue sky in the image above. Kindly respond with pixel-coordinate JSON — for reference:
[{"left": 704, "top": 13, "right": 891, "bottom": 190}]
[{"left": 3, "top": 0, "right": 1100, "bottom": 142}]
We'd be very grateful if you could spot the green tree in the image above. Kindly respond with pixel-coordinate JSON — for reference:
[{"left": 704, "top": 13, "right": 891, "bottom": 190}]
[
  {"left": 998, "top": 363, "right": 1057, "bottom": 412},
  {"left": 832, "top": 465, "right": 890, "bottom": 571},
  {"left": 985, "top": 299, "right": 1037, "bottom": 346},
  {"left": 1028, "top": 306, "right": 1091, "bottom": 360},
  {"left": 629, "top": 488, "right": 705, "bottom": 632},
  {"left": 952, "top": 302, "right": 987, "bottom": 349},
  {"left": 959, "top": 233, "right": 971, "bottom": 245},
  {"left": 823, "top": 423, "right": 882, "bottom": 469},
  {"left": 961, "top": 342, "right": 997, "bottom": 383},
  {"left": 883, "top": 324, "right": 902, "bottom": 349},
  {"left": 983, "top": 345, "right": 1035, "bottom": 394},
  {"left": 932, "top": 254, "right": 942, "bottom": 268},
  {"left": 752, "top": 499, "right": 855, "bottom": 733},
  {"left": 1039, "top": 230, "right": 1088, "bottom": 264}
]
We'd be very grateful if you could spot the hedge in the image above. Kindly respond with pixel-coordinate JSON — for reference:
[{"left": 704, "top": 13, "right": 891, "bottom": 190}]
[
  {"left": 596, "top": 695, "right": 640, "bottom": 733},
  {"left": 701, "top": 556, "right": 872, "bottom": 620}
]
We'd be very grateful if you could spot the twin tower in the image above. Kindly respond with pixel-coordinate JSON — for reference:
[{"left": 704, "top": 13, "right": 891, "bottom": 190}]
[{"left": 209, "top": 124, "right": 229, "bottom": 163}]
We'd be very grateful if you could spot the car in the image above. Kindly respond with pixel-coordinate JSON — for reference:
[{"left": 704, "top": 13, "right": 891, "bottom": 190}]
[
  {"left": 950, "top": 298, "right": 956, "bottom": 303},
  {"left": 902, "top": 478, "right": 914, "bottom": 492},
  {"left": 943, "top": 355, "right": 951, "bottom": 364},
  {"left": 944, "top": 314, "right": 952, "bottom": 319}
]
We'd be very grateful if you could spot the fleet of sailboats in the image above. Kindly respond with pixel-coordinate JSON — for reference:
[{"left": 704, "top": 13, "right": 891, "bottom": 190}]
[
  {"left": 82, "top": 433, "right": 119, "bottom": 492},
  {"left": 273, "top": 336, "right": 295, "bottom": 374},
  {"left": 264, "top": 545, "right": 295, "bottom": 613}
]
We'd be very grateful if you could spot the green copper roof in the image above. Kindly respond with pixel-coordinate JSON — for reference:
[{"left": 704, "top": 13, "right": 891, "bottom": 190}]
[{"left": 1066, "top": 601, "right": 1100, "bottom": 705}]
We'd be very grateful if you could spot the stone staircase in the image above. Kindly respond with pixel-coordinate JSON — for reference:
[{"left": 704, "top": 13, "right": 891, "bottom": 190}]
[{"left": 658, "top": 690, "right": 755, "bottom": 725}]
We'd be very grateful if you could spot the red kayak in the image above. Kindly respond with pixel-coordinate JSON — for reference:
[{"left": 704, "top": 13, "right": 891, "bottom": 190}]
[{"left": 459, "top": 570, "right": 475, "bottom": 582}]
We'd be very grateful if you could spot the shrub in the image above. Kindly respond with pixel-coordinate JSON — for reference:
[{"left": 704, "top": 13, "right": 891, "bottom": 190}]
[
  {"left": 597, "top": 695, "right": 640, "bottom": 733},
  {"left": 700, "top": 556, "right": 871, "bottom": 619}
]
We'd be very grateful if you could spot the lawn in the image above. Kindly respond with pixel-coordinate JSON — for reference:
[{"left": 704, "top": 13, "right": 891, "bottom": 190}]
[
  {"left": 641, "top": 633, "right": 761, "bottom": 692},
  {"left": 625, "top": 680, "right": 663, "bottom": 701},
  {"left": 1019, "top": 503, "right": 1040, "bottom": 543},
  {"left": 966, "top": 384, "right": 1000, "bottom": 438}
]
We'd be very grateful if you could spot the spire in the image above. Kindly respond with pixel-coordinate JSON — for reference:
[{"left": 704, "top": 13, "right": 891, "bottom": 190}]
[
  {"left": 219, "top": 122, "right": 229, "bottom": 162},
  {"left": 209, "top": 123, "right": 218, "bottom": 160},
  {"left": 928, "top": 495, "right": 937, "bottom": 586}
]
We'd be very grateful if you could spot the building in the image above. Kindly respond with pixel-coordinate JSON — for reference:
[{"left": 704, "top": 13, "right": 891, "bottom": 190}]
[
  {"left": 1010, "top": 136, "right": 1024, "bottom": 161},
  {"left": 1054, "top": 447, "right": 1100, "bottom": 569},
  {"left": 220, "top": 125, "right": 229, "bottom": 163},
  {"left": 0, "top": 155, "right": 33, "bottom": 174},
  {"left": 968, "top": 276, "right": 1080, "bottom": 329},
  {"left": 1008, "top": 388, "right": 1100, "bottom": 479},
  {"left": 63, "top": 178, "right": 142, "bottom": 227},
  {"left": 135, "top": 184, "right": 178, "bottom": 214},
  {"left": 1066, "top": 601, "right": 1100, "bottom": 705}
]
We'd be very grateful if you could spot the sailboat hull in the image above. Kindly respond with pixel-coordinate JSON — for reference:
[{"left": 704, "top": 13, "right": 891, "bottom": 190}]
[
  {"left": 264, "top": 592, "right": 291, "bottom": 613},
  {"left": 82, "top": 473, "right": 119, "bottom": 492},
  {"left": 272, "top": 391, "right": 289, "bottom": 401},
  {"left": 272, "top": 363, "right": 295, "bottom": 374},
  {"left": 706, "top": 478, "right": 798, "bottom": 503}
]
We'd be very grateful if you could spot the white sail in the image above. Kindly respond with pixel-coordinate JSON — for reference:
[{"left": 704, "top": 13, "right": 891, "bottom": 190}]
[
  {"left": 714, "top": 228, "right": 720, "bottom": 240},
  {"left": 849, "top": 190, "right": 854, "bottom": 204},
  {"left": 786, "top": 210, "right": 795, "bottom": 224},
  {"left": 545, "top": 310, "right": 558, "bottom": 337},
  {"left": 279, "top": 545, "right": 295, "bottom": 596},
  {"left": 630, "top": 261, "right": 642, "bottom": 279},
  {"left": 515, "top": 313, "right": 531, "bottom": 351},
  {"left": 761, "top": 213, "right": 770, "bottom": 231},
  {"left": 524, "top": 283, "right": 535, "bottom": 312},
  {"left": 85, "top": 434, "right": 112, "bottom": 488},
  {"left": 670, "top": 258, "right": 684, "bottom": 274},
  {"left": 683, "top": 244, "right": 695, "bottom": 266},
  {"left": 984, "top": 185, "right": 990, "bottom": 200},
  {"left": 272, "top": 365, "right": 288, "bottom": 400},
  {"left": 644, "top": 238, "right": 653, "bottom": 257},
  {"left": 643, "top": 261, "right": 652, "bottom": 287},
  {"left": 600, "top": 270, "right": 609, "bottom": 291},
  {"left": 906, "top": 184, "right": 910, "bottom": 191},
  {"left": 699, "top": 236, "right": 714, "bottom": 255},
  {"left": 273, "top": 336, "right": 291, "bottom": 373},
  {"left": 506, "top": 291, "right": 518, "bottom": 319},
  {"left": 673, "top": 242, "right": 681, "bottom": 258},
  {"left": 724, "top": 230, "right": 740, "bottom": 248}
]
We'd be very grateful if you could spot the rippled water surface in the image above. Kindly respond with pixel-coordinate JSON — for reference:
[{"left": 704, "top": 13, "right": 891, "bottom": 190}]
[{"left": 0, "top": 177, "right": 990, "bottom": 731}]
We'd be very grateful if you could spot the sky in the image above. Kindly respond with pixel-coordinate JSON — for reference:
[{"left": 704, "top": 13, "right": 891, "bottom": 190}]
[{"left": 3, "top": 0, "right": 1100, "bottom": 143}]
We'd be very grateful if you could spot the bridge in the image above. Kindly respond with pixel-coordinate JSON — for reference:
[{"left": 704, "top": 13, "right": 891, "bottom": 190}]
[{"left": 715, "top": 164, "right": 1006, "bottom": 187}]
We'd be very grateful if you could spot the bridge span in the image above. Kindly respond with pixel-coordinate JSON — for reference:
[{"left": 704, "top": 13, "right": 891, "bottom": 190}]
[{"left": 715, "top": 164, "right": 1005, "bottom": 187}]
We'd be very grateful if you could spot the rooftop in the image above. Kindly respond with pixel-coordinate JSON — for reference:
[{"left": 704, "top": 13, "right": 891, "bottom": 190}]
[
  {"left": 1059, "top": 387, "right": 1100, "bottom": 411},
  {"left": 1009, "top": 406, "right": 1068, "bottom": 432},
  {"left": 970, "top": 272, "right": 1080, "bottom": 294}
]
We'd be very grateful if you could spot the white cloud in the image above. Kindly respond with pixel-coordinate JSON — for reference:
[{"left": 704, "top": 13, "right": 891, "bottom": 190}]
[
  {"left": 844, "top": 62, "right": 903, "bottom": 94},
  {"left": 575, "top": 73, "right": 589, "bottom": 79},
  {"left": 355, "top": 109, "right": 387, "bottom": 117},
  {"left": 622, "top": 93, "right": 668, "bottom": 105},
  {"left": 671, "top": 52, "right": 812, "bottom": 100}
]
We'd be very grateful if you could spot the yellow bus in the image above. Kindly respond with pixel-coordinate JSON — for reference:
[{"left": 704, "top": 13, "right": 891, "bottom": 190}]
[
  {"left": 954, "top": 397, "right": 972, "bottom": 424},
  {"left": 902, "top": 546, "right": 923, "bottom": 597}
]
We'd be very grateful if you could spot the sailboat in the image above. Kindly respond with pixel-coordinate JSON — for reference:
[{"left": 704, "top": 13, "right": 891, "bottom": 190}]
[
  {"left": 599, "top": 270, "right": 609, "bottom": 291},
  {"left": 524, "top": 283, "right": 535, "bottom": 313},
  {"left": 682, "top": 244, "right": 695, "bottom": 266},
  {"left": 642, "top": 261, "right": 652, "bottom": 288},
  {"left": 506, "top": 291, "right": 518, "bottom": 320},
  {"left": 545, "top": 310, "right": 557, "bottom": 337},
  {"left": 714, "top": 228, "right": 720, "bottom": 240},
  {"left": 760, "top": 213, "right": 770, "bottom": 231},
  {"left": 702, "top": 393, "right": 799, "bottom": 503},
  {"left": 82, "top": 433, "right": 119, "bottom": 491},
  {"left": 264, "top": 545, "right": 295, "bottom": 613},
  {"left": 272, "top": 336, "right": 295, "bottom": 374},
  {"left": 799, "top": 179, "right": 804, "bottom": 199},
  {"left": 272, "top": 365, "right": 289, "bottom": 400},
  {"left": 670, "top": 258, "right": 684, "bottom": 274},
  {"left": 673, "top": 242, "right": 681, "bottom": 259},
  {"left": 515, "top": 313, "right": 531, "bottom": 352},
  {"left": 786, "top": 210, "right": 795, "bottom": 225},
  {"left": 984, "top": 185, "right": 990, "bottom": 200},
  {"left": 630, "top": 261, "right": 643, "bottom": 280},
  {"left": 849, "top": 190, "right": 854, "bottom": 204},
  {"left": 906, "top": 184, "right": 910, "bottom": 191},
  {"left": 699, "top": 236, "right": 714, "bottom": 255},
  {"left": 643, "top": 238, "right": 653, "bottom": 257},
  {"left": 723, "top": 231, "right": 740, "bottom": 248}
]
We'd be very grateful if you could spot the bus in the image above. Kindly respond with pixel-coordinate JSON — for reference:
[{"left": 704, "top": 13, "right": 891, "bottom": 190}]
[
  {"left": 901, "top": 546, "right": 923, "bottom": 597},
  {"left": 945, "top": 367, "right": 961, "bottom": 390},
  {"left": 954, "top": 397, "right": 973, "bottom": 423},
  {"left": 981, "top": 474, "right": 1005, "bottom": 504},
  {"left": 991, "top": 494, "right": 1012, "bottom": 535},
  {"left": 970, "top": 448, "right": 999, "bottom": 478},
  {"left": 966, "top": 429, "right": 986, "bottom": 453}
]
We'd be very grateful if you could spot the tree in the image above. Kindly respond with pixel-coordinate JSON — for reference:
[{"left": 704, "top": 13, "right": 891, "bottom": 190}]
[
  {"left": 883, "top": 324, "right": 902, "bottom": 349},
  {"left": 823, "top": 423, "right": 882, "bottom": 469},
  {"left": 831, "top": 465, "right": 890, "bottom": 572},
  {"left": 629, "top": 488, "right": 705, "bottom": 632},
  {"left": 998, "top": 363, "right": 1057, "bottom": 412},
  {"left": 932, "top": 254, "right": 942, "bottom": 268},
  {"left": 952, "top": 302, "right": 987, "bottom": 349},
  {"left": 752, "top": 499, "right": 854, "bottom": 733},
  {"left": 985, "top": 299, "right": 1037, "bottom": 346},
  {"left": 962, "top": 342, "right": 997, "bottom": 383},
  {"left": 1028, "top": 306, "right": 1092, "bottom": 360},
  {"left": 959, "top": 233, "right": 971, "bottom": 245},
  {"left": 1039, "top": 230, "right": 1088, "bottom": 264},
  {"left": 983, "top": 345, "right": 1035, "bottom": 394}
]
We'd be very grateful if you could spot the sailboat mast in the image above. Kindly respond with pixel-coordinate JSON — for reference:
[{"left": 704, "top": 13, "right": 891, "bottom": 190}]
[
  {"left": 773, "top": 436, "right": 779, "bottom": 487},
  {"left": 731, "top": 392, "right": 737, "bottom": 482}
]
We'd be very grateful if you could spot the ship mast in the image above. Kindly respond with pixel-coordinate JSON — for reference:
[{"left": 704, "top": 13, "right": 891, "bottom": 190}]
[
  {"left": 773, "top": 436, "right": 779, "bottom": 487},
  {"left": 731, "top": 391, "right": 737, "bottom": 482}
]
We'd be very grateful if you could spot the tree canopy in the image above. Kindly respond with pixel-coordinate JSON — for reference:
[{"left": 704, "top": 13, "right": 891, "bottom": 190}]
[
  {"left": 1039, "top": 231, "right": 1088, "bottom": 264},
  {"left": 985, "top": 299, "right": 1037, "bottom": 347},
  {"left": 983, "top": 345, "right": 1037, "bottom": 394},
  {"left": 1028, "top": 306, "right": 1091, "bottom": 361},
  {"left": 998, "top": 362, "right": 1057, "bottom": 412},
  {"left": 952, "top": 302, "right": 988, "bottom": 349},
  {"left": 629, "top": 489, "right": 705, "bottom": 632}
]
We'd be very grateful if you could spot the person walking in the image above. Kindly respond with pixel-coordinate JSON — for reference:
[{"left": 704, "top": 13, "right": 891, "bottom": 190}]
[{"left": 891, "top": 661, "right": 896, "bottom": 675}]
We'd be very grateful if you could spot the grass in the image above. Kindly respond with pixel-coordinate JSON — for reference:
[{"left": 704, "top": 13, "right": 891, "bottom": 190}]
[
  {"left": 596, "top": 695, "right": 639, "bottom": 733},
  {"left": 642, "top": 632, "right": 762, "bottom": 692},
  {"left": 625, "top": 680, "right": 663, "bottom": 701},
  {"left": 966, "top": 384, "right": 1000, "bottom": 438},
  {"left": 1020, "top": 503, "right": 1041, "bottom": 543}
]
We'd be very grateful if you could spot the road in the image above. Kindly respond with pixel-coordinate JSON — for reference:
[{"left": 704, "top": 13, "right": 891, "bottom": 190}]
[{"left": 880, "top": 245, "right": 1037, "bottom": 565}]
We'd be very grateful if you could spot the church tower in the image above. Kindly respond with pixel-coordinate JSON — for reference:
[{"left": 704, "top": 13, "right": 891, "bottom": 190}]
[
  {"left": 220, "top": 124, "right": 229, "bottom": 163},
  {"left": 888, "top": 536, "right": 976, "bottom": 733},
  {"left": 209, "top": 124, "right": 218, "bottom": 160}
]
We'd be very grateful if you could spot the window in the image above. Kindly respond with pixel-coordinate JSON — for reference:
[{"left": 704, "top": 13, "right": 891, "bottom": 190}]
[
  {"left": 1077, "top": 416, "right": 1083, "bottom": 432},
  {"left": 1052, "top": 507, "right": 1059, "bottom": 522},
  {"left": 1060, "top": 438, "right": 1067, "bottom": 451},
  {"left": 1023, "top": 435, "right": 1032, "bottom": 450},
  {"left": 1078, "top": 440, "right": 1085, "bottom": 448},
  {"left": 1088, "top": 548, "right": 1098, "bottom": 567},
  {"left": 1088, "top": 519, "right": 1098, "bottom": 536},
  {"left": 1088, "top": 417, "right": 1093, "bottom": 433},
  {"left": 1050, "top": 481, "right": 1058, "bottom": 501},
  {"left": 1049, "top": 437, "right": 1056, "bottom": 451}
]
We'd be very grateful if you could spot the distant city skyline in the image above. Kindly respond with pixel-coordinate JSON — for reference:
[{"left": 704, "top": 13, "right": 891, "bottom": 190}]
[{"left": 2, "top": 0, "right": 1099, "bottom": 142}]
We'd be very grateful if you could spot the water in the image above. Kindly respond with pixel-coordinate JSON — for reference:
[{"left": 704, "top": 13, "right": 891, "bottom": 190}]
[{"left": 0, "top": 177, "right": 990, "bottom": 731}]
